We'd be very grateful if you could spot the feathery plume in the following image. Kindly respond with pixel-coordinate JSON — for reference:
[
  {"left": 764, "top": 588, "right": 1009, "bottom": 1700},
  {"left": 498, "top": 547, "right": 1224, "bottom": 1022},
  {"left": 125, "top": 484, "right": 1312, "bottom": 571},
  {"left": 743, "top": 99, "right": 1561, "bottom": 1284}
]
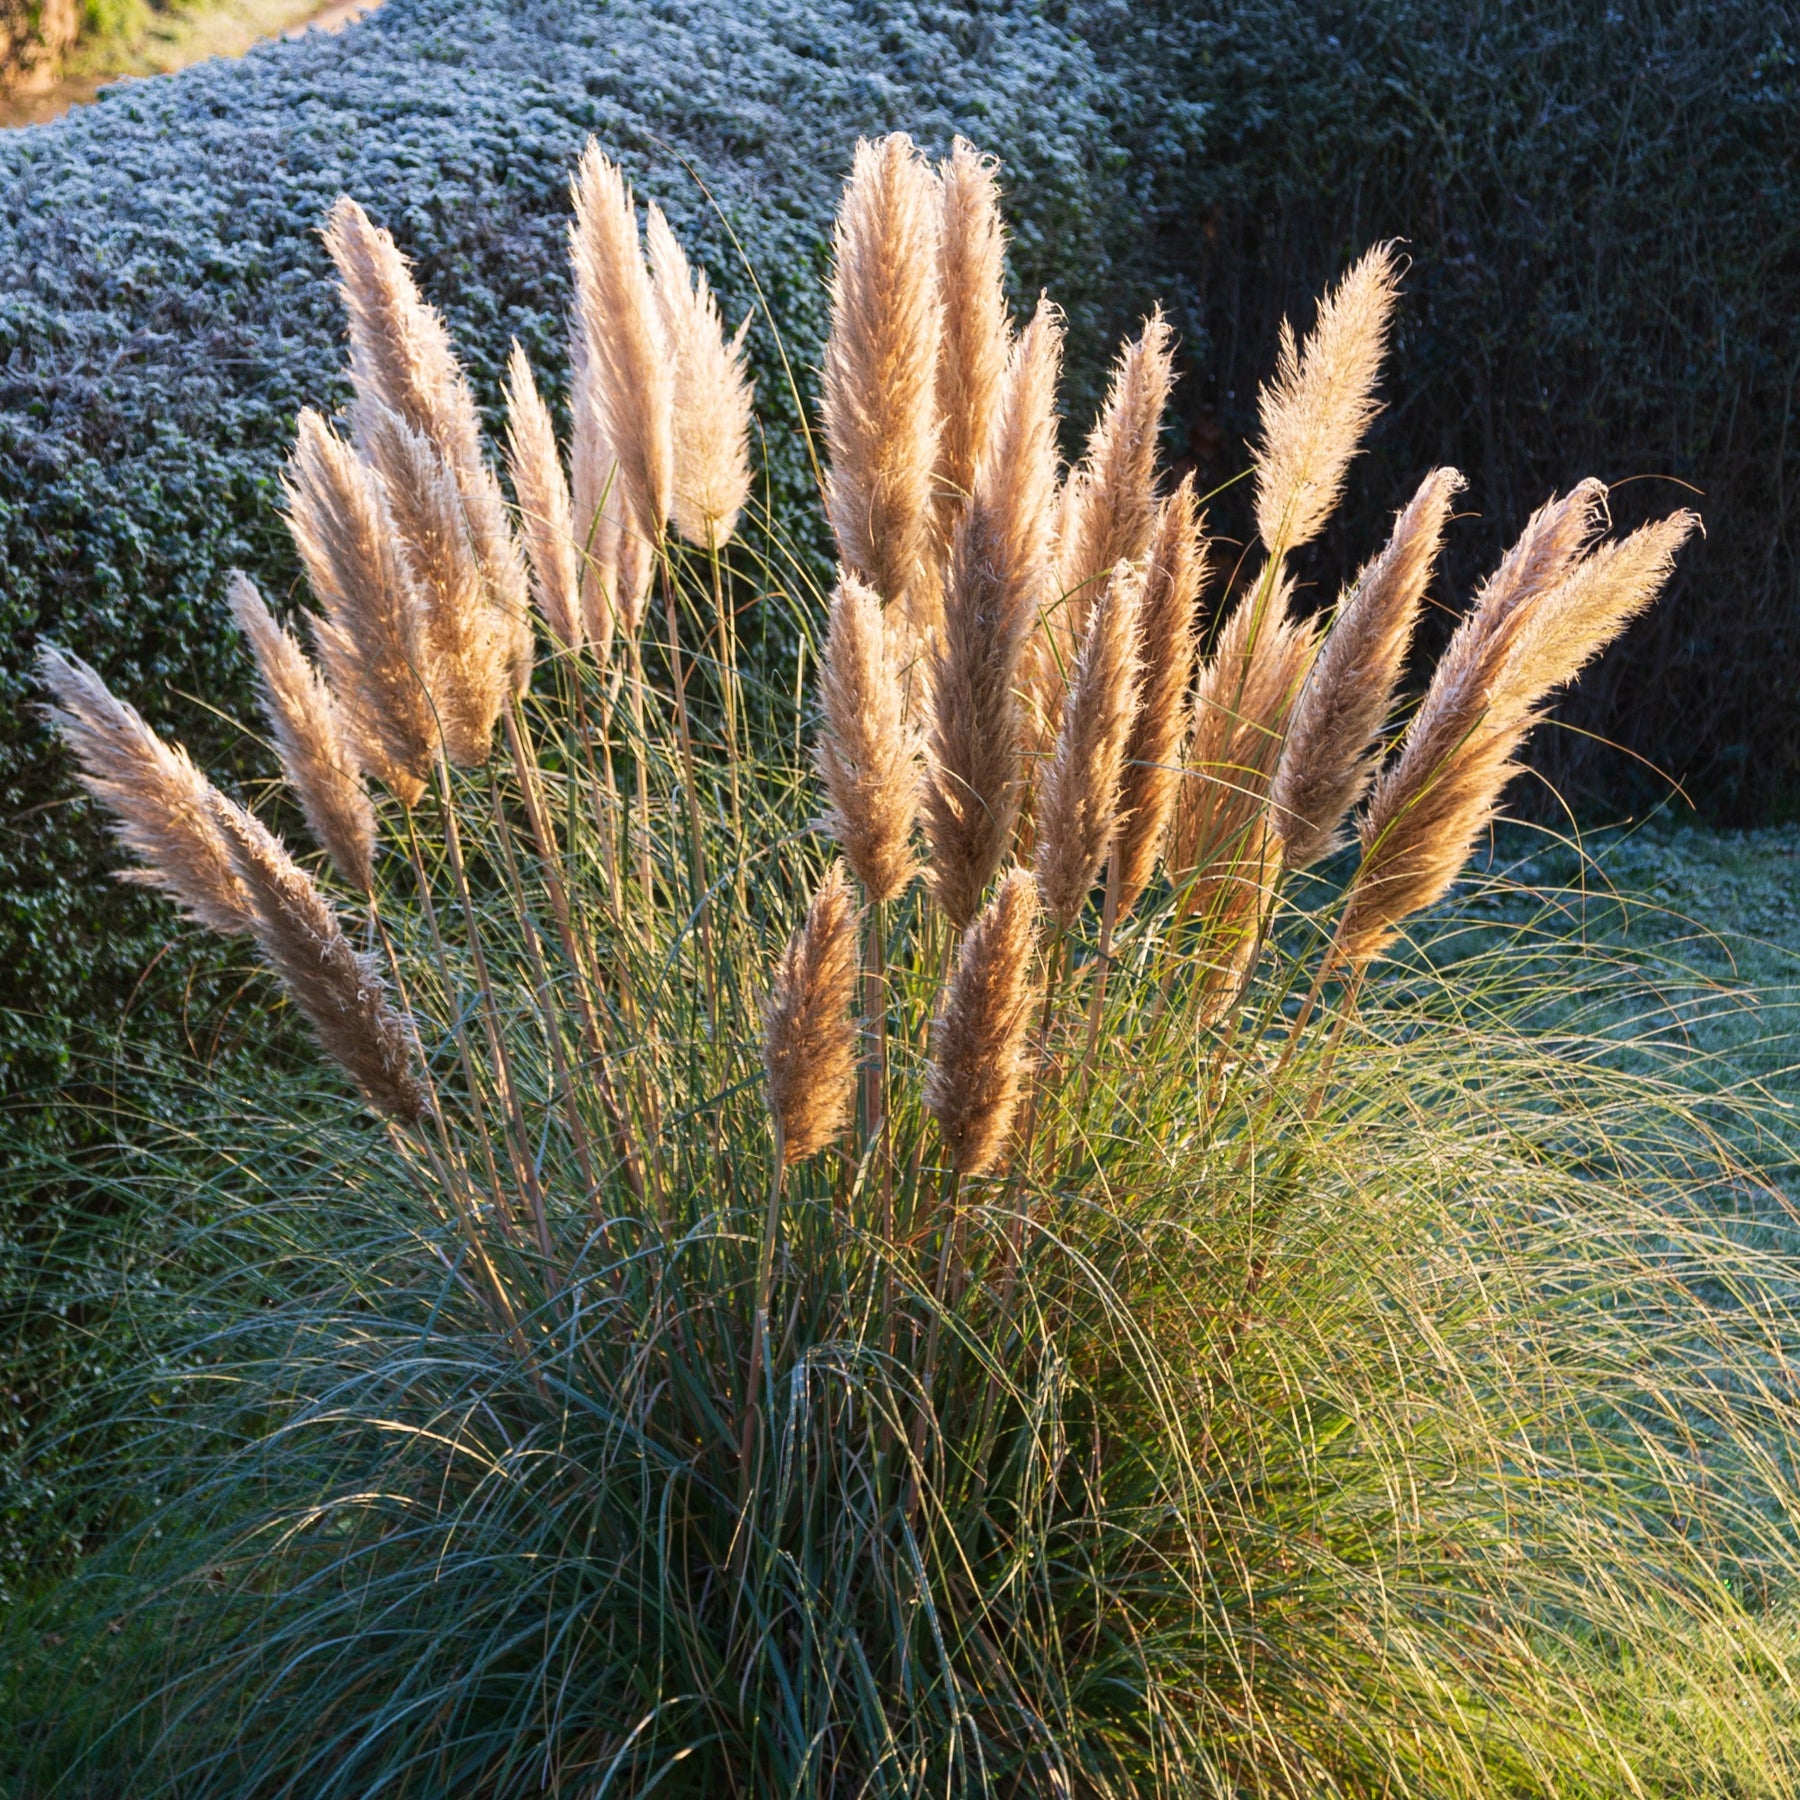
[
  {"left": 503, "top": 343, "right": 583, "bottom": 654},
  {"left": 1172, "top": 575, "right": 1319, "bottom": 1019},
  {"left": 1272, "top": 467, "right": 1463, "bottom": 871},
  {"left": 1252, "top": 242, "right": 1401, "bottom": 559},
  {"left": 1339, "top": 504, "right": 1697, "bottom": 968},
  {"left": 933, "top": 138, "right": 1010, "bottom": 540},
  {"left": 38, "top": 646, "right": 254, "bottom": 936},
  {"left": 762, "top": 862, "right": 860, "bottom": 1163},
  {"left": 1056, "top": 310, "right": 1175, "bottom": 637},
  {"left": 360, "top": 403, "right": 509, "bottom": 765},
  {"left": 214, "top": 801, "right": 428, "bottom": 1121},
  {"left": 569, "top": 143, "right": 673, "bottom": 635},
  {"left": 1112, "top": 476, "right": 1208, "bottom": 915},
  {"left": 645, "top": 203, "right": 754, "bottom": 548},
  {"left": 820, "top": 133, "right": 944, "bottom": 637},
  {"left": 227, "top": 571, "right": 377, "bottom": 892},
  {"left": 322, "top": 196, "right": 532, "bottom": 691},
  {"left": 924, "top": 299, "right": 1063, "bottom": 928},
  {"left": 925, "top": 866, "right": 1042, "bottom": 1178},
  {"left": 283, "top": 409, "right": 434, "bottom": 806},
  {"left": 568, "top": 330, "right": 622, "bottom": 660},
  {"left": 818, "top": 574, "right": 921, "bottom": 903},
  {"left": 1033, "top": 560, "right": 1145, "bottom": 929}
]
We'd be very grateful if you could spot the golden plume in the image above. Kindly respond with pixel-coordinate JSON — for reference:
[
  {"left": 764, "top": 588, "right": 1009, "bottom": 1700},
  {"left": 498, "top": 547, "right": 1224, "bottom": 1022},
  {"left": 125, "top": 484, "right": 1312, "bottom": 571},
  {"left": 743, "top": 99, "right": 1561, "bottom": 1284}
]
[
  {"left": 569, "top": 142, "right": 674, "bottom": 635},
  {"left": 923, "top": 297, "right": 1063, "bottom": 928},
  {"left": 227, "top": 571, "right": 377, "bottom": 892},
  {"left": 925, "top": 866, "right": 1042, "bottom": 1178},
  {"left": 283, "top": 409, "right": 434, "bottom": 806},
  {"left": 1339, "top": 502, "right": 1698, "bottom": 968},
  {"left": 1252, "top": 242, "right": 1400, "bottom": 560},
  {"left": 1055, "top": 309, "right": 1175, "bottom": 637},
  {"left": 503, "top": 342, "right": 583, "bottom": 654},
  {"left": 1172, "top": 574, "right": 1319, "bottom": 1020},
  {"left": 933, "top": 137, "right": 1010, "bottom": 542},
  {"left": 38, "top": 646, "right": 254, "bottom": 936},
  {"left": 1112, "top": 476, "right": 1209, "bottom": 916},
  {"left": 214, "top": 800, "right": 429, "bottom": 1121},
  {"left": 818, "top": 574, "right": 921, "bottom": 903},
  {"left": 645, "top": 202, "right": 754, "bottom": 548},
  {"left": 1272, "top": 467, "right": 1463, "bottom": 871},
  {"left": 820, "top": 132, "right": 944, "bottom": 638},
  {"left": 1033, "top": 560, "right": 1145, "bottom": 930},
  {"left": 763, "top": 861, "right": 861, "bottom": 1163}
]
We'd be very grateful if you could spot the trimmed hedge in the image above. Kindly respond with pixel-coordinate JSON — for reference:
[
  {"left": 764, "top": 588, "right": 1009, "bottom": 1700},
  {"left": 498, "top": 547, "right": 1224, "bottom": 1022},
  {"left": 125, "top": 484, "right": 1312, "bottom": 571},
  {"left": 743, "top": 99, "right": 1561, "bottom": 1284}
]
[{"left": 1072, "top": 0, "right": 1800, "bottom": 823}]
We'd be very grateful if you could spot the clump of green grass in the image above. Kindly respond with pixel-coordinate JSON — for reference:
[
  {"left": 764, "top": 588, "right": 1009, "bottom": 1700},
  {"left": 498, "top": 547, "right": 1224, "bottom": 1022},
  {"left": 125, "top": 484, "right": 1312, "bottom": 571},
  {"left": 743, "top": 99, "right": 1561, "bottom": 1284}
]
[{"left": 9, "top": 131, "right": 1800, "bottom": 1798}]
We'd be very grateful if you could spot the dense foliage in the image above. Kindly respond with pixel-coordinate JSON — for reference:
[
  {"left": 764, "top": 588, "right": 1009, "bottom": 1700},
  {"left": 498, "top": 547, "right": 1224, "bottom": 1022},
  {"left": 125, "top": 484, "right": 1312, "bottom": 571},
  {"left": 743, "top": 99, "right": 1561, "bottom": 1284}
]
[{"left": 1074, "top": 0, "right": 1800, "bottom": 821}]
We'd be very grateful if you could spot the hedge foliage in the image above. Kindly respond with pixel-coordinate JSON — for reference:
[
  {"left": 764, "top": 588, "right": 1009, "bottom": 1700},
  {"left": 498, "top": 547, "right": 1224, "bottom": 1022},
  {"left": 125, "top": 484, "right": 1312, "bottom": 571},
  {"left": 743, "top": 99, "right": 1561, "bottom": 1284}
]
[{"left": 1074, "top": 0, "right": 1800, "bottom": 822}]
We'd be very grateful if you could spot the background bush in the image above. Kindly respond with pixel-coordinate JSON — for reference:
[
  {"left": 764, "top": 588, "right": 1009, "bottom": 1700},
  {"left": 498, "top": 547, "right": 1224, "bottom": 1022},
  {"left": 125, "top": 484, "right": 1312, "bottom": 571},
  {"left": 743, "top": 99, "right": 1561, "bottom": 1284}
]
[{"left": 1072, "top": 0, "right": 1800, "bottom": 823}]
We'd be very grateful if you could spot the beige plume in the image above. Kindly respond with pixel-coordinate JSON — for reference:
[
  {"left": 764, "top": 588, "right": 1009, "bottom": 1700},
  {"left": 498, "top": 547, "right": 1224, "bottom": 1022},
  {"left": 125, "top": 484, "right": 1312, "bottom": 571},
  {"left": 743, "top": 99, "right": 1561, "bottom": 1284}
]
[
  {"left": 568, "top": 330, "right": 622, "bottom": 660},
  {"left": 569, "top": 142, "right": 673, "bottom": 636},
  {"left": 227, "top": 571, "right": 377, "bottom": 892},
  {"left": 214, "top": 800, "right": 428, "bottom": 1121},
  {"left": 1339, "top": 503, "right": 1698, "bottom": 968},
  {"left": 360, "top": 403, "right": 509, "bottom": 766},
  {"left": 1056, "top": 310, "right": 1175, "bottom": 637},
  {"left": 818, "top": 574, "right": 921, "bottom": 903},
  {"left": 1272, "top": 467, "right": 1463, "bottom": 871},
  {"left": 1252, "top": 242, "right": 1401, "bottom": 559},
  {"left": 763, "top": 862, "right": 861, "bottom": 1163},
  {"left": 1034, "top": 560, "right": 1145, "bottom": 930},
  {"left": 503, "top": 343, "right": 583, "bottom": 654},
  {"left": 283, "top": 409, "right": 434, "bottom": 806},
  {"left": 38, "top": 645, "right": 254, "bottom": 936},
  {"left": 322, "top": 196, "right": 532, "bottom": 692},
  {"left": 1173, "top": 574, "right": 1319, "bottom": 1018},
  {"left": 821, "top": 133, "right": 944, "bottom": 637},
  {"left": 645, "top": 203, "right": 754, "bottom": 548},
  {"left": 1112, "top": 476, "right": 1209, "bottom": 915},
  {"left": 925, "top": 866, "right": 1042, "bottom": 1178},
  {"left": 923, "top": 298, "right": 1063, "bottom": 928},
  {"left": 933, "top": 138, "right": 1010, "bottom": 542}
]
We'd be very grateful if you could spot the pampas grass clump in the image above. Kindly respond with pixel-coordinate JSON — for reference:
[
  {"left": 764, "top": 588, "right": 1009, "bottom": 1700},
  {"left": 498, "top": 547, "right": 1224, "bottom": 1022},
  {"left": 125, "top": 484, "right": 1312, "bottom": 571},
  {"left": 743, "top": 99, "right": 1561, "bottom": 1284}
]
[{"left": 16, "top": 132, "right": 1800, "bottom": 1800}]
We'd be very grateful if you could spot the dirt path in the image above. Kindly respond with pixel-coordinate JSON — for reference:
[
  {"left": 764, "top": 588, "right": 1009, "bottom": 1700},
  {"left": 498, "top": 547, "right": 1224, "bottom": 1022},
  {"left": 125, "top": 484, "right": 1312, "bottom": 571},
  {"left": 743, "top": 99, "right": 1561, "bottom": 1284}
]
[{"left": 0, "top": 0, "right": 380, "bottom": 129}]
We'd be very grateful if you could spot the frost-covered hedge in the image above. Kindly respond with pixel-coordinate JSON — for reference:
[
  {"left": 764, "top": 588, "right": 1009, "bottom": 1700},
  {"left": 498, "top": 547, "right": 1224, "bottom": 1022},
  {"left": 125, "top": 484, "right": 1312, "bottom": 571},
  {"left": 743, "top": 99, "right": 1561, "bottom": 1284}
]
[{"left": 0, "top": 0, "right": 1138, "bottom": 1115}]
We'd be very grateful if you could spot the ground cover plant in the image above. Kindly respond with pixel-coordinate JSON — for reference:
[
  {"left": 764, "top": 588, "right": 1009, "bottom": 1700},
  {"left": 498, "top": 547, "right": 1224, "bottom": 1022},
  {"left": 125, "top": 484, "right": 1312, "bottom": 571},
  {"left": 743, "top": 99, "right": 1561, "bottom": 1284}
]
[{"left": 8, "top": 131, "right": 1800, "bottom": 1796}]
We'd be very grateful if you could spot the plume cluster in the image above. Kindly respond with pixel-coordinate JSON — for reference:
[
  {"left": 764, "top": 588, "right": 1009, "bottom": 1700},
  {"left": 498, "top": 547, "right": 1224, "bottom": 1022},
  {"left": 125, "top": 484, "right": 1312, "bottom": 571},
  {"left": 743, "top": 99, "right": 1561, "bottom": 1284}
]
[
  {"left": 763, "top": 863, "right": 861, "bottom": 1163},
  {"left": 821, "top": 134, "right": 943, "bottom": 636},
  {"left": 925, "top": 867, "right": 1041, "bottom": 1177},
  {"left": 284, "top": 410, "right": 437, "bottom": 806},
  {"left": 324, "top": 196, "right": 532, "bottom": 696},
  {"left": 1340, "top": 497, "right": 1697, "bottom": 966}
]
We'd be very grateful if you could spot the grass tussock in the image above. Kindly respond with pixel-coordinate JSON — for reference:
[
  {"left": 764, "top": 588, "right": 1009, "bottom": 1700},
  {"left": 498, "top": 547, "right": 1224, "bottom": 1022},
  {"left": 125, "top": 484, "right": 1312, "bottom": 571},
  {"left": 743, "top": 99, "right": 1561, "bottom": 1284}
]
[{"left": 9, "top": 130, "right": 1800, "bottom": 1799}]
